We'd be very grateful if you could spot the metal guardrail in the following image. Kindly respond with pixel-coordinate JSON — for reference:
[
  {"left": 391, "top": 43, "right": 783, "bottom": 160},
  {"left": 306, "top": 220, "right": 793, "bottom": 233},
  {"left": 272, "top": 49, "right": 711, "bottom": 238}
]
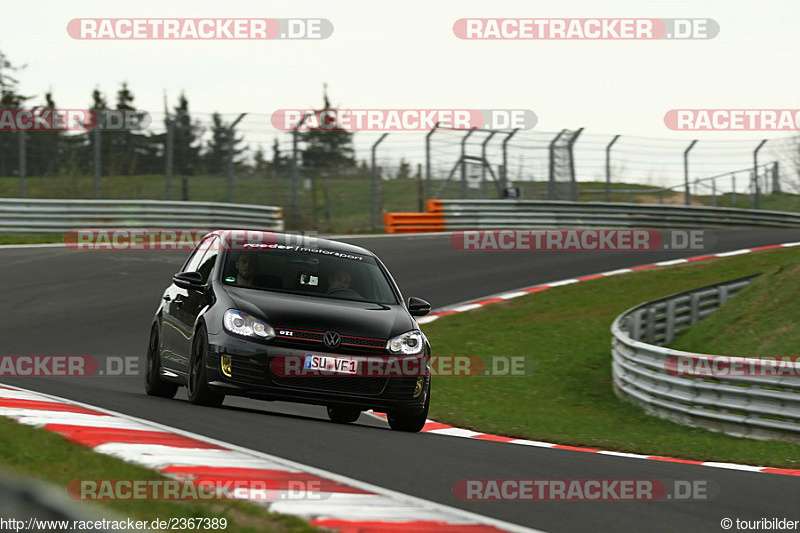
[
  {"left": 0, "top": 199, "right": 284, "bottom": 233},
  {"left": 611, "top": 276, "right": 800, "bottom": 443},
  {"left": 387, "top": 199, "right": 800, "bottom": 232}
]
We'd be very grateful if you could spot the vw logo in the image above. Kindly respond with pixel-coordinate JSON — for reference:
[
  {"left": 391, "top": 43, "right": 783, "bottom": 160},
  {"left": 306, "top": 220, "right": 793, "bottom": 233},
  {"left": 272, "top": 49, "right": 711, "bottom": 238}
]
[{"left": 323, "top": 331, "right": 341, "bottom": 349}]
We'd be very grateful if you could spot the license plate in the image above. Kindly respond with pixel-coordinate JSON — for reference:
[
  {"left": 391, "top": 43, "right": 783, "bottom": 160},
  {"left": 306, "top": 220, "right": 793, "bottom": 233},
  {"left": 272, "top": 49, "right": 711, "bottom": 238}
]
[{"left": 304, "top": 354, "right": 358, "bottom": 374}]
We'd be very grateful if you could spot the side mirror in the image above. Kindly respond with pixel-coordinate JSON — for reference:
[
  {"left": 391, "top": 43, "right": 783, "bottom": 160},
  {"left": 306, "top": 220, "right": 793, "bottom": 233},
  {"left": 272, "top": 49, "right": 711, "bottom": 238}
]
[
  {"left": 407, "top": 297, "right": 431, "bottom": 317},
  {"left": 173, "top": 271, "right": 204, "bottom": 290}
]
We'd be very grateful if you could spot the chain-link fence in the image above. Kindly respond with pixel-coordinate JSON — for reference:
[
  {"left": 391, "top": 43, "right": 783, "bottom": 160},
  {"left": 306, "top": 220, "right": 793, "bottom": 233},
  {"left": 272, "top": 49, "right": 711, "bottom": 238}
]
[{"left": 1, "top": 111, "right": 799, "bottom": 232}]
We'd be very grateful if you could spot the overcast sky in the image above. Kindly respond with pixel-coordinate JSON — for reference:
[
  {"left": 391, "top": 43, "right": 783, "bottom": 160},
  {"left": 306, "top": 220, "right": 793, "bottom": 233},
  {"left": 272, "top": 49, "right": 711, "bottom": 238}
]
[
  {"left": 1, "top": 0, "right": 798, "bottom": 185},
  {"left": 1, "top": 0, "right": 797, "bottom": 133}
]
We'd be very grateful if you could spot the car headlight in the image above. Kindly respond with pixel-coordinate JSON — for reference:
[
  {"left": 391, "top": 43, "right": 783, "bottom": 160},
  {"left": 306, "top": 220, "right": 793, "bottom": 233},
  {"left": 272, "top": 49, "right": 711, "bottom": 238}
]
[
  {"left": 386, "top": 330, "right": 424, "bottom": 355},
  {"left": 223, "top": 309, "right": 275, "bottom": 340}
]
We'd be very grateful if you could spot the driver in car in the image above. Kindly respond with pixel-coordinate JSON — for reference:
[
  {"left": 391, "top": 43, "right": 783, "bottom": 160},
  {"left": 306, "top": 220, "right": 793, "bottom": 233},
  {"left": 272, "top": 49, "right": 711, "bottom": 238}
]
[
  {"left": 234, "top": 252, "right": 257, "bottom": 287},
  {"left": 326, "top": 270, "right": 352, "bottom": 294}
]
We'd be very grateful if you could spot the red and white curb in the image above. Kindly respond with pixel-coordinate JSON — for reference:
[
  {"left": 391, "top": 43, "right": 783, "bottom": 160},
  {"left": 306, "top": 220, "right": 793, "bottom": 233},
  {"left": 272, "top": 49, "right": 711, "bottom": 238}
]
[
  {"left": 415, "top": 241, "right": 800, "bottom": 325},
  {"left": 366, "top": 412, "right": 800, "bottom": 477},
  {"left": 0, "top": 384, "right": 537, "bottom": 533},
  {"left": 403, "top": 241, "right": 800, "bottom": 477}
]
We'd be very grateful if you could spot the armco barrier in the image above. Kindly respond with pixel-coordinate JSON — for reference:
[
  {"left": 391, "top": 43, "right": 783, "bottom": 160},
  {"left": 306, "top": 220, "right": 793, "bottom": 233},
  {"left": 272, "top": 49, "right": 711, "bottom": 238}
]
[
  {"left": 384, "top": 199, "right": 800, "bottom": 232},
  {"left": 382, "top": 212, "right": 444, "bottom": 233},
  {"left": 0, "top": 199, "right": 283, "bottom": 233},
  {"left": 611, "top": 276, "right": 800, "bottom": 443}
]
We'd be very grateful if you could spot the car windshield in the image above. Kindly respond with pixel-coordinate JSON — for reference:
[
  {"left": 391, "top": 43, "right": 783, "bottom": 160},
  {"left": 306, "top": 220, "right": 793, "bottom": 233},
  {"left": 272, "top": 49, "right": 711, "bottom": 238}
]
[{"left": 220, "top": 245, "right": 398, "bottom": 305}]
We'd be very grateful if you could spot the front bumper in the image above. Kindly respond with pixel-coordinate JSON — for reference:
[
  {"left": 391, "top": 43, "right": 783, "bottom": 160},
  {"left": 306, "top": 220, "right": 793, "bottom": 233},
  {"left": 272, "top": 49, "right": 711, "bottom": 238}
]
[{"left": 205, "top": 330, "right": 430, "bottom": 415}]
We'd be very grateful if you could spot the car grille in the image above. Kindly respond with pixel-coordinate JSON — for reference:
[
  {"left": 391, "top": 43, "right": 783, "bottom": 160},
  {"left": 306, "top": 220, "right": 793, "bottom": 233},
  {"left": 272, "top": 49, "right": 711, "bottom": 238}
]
[
  {"left": 230, "top": 357, "right": 268, "bottom": 385},
  {"left": 383, "top": 377, "right": 419, "bottom": 399},
  {"left": 228, "top": 354, "right": 398, "bottom": 397},
  {"left": 274, "top": 327, "right": 387, "bottom": 352},
  {"left": 271, "top": 375, "right": 387, "bottom": 396}
]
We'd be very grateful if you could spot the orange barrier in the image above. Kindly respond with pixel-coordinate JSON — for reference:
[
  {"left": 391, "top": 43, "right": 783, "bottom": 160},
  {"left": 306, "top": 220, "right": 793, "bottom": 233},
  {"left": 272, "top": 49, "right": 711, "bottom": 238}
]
[
  {"left": 383, "top": 212, "right": 444, "bottom": 234},
  {"left": 426, "top": 199, "right": 443, "bottom": 213}
]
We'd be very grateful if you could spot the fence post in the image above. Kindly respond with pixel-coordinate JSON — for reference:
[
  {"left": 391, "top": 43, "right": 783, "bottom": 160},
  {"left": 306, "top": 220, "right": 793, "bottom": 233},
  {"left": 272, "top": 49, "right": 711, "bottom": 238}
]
[
  {"left": 460, "top": 129, "right": 475, "bottom": 199},
  {"left": 416, "top": 163, "right": 423, "bottom": 211},
  {"left": 605, "top": 134, "right": 621, "bottom": 202},
  {"left": 689, "top": 293, "right": 700, "bottom": 324},
  {"left": 711, "top": 178, "right": 716, "bottom": 207},
  {"left": 567, "top": 127, "right": 584, "bottom": 201},
  {"left": 425, "top": 123, "right": 438, "bottom": 202},
  {"left": 18, "top": 131, "right": 25, "bottom": 198},
  {"left": 645, "top": 307, "right": 656, "bottom": 344},
  {"left": 227, "top": 113, "right": 247, "bottom": 203},
  {"left": 731, "top": 174, "right": 736, "bottom": 206},
  {"left": 371, "top": 133, "right": 389, "bottom": 231},
  {"left": 683, "top": 139, "right": 697, "bottom": 206},
  {"left": 665, "top": 300, "right": 677, "bottom": 344},
  {"left": 753, "top": 139, "right": 767, "bottom": 209},
  {"left": 772, "top": 161, "right": 781, "bottom": 194},
  {"left": 501, "top": 128, "right": 519, "bottom": 194},
  {"left": 93, "top": 110, "right": 102, "bottom": 199},
  {"left": 291, "top": 113, "right": 309, "bottom": 229},
  {"left": 631, "top": 310, "right": 642, "bottom": 341},
  {"left": 548, "top": 129, "right": 567, "bottom": 200},
  {"left": 165, "top": 117, "right": 174, "bottom": 200},
  {"left": 480, "top": 131, "right": 496, "bottom": 198}
]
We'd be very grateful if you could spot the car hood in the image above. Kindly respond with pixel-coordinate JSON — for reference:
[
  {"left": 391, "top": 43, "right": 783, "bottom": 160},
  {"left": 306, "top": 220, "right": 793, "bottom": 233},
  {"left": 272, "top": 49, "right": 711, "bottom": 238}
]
[{"left": 223, "top": 286, "right": 414, "bottom": 339}]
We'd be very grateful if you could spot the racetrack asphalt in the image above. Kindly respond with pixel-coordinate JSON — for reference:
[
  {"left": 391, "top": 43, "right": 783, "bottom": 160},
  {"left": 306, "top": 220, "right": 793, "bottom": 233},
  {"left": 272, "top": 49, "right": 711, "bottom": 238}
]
[{"left": 2, "top": 227, "right": 799, "bottom": 532}]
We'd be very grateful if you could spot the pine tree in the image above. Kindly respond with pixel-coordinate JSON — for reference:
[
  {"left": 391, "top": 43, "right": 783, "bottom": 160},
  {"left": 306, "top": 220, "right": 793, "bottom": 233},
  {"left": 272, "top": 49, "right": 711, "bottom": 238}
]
[
  {"left": 300, "top": 86, "right": 355, "bottom": 177},
  {"left": 27, "top": 91, "right": 64, "bottom": 176},
  {"left": 169, "top": 93, "right": 202, "bottom": 176},
  {"left": 396, "top": 158, "right": 411, "bottom": 179},
  {"left": 113, "top": 82, "right": 140, "bottom": 175},
  {"left": 253, "top": 145, "right": 268, "bottom": 177},
  {"left": 203, "top": 112, "right": 245, "bottom": 175},
  {"left": 84, "top": 87, "right": 111, "bottom": 176},
  {"left": 0, "top": 49, "right": 31, "bottom": 177},
  {"left": 271, "top": 137, "right": 286, "bottom": 175}
]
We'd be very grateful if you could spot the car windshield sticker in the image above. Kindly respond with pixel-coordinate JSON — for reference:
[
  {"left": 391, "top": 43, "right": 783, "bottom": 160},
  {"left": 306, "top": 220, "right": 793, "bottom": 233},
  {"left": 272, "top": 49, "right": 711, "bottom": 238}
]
[{"left": 242, "top": 242, "right": 364, "bottom": 261}]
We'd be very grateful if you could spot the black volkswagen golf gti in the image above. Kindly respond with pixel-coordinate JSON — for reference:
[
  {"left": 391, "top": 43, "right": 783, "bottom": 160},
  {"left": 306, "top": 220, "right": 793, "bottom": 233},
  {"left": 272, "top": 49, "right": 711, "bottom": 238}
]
[{"left": 145, "top": 230, "right": 433, "bottom": 432}]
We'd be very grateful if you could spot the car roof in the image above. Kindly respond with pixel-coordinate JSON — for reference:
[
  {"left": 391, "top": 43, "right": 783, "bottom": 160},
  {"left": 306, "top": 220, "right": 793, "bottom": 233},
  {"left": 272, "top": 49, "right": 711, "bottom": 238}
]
[{"left": 207, "top": 230, "right": 376, "bottom": 257}]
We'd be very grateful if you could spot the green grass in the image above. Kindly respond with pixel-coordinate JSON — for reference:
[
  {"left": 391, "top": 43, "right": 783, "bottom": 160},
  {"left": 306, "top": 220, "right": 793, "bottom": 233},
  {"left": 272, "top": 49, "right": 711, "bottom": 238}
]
[
  {"left": 671, "top": 258, "right": 800, "bottom": 355},
  {"left": 0, "top": 416, "right": 316, "bottom": 532},
  {"left": 422, "top": 246, "right": 800, "bottom": 467},
  {"left": 0, "top": 234, "right": 64, "bottom": 245}
]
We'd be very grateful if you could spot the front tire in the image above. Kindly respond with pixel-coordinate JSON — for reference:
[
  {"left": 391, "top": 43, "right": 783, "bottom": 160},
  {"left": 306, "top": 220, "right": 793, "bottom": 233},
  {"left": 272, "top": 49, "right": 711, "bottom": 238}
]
[
  {"left": 187, "top": 325, "right": 225, "bottom": 407},
  {"left": 144, "top": 327, "right": 178, "bottom": 398},
  {"left": 327, "top": 406, "right": 361, "bottom": 424},
  {"left": 387, "top": 384, "right": 430, "bottom": 433}
]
